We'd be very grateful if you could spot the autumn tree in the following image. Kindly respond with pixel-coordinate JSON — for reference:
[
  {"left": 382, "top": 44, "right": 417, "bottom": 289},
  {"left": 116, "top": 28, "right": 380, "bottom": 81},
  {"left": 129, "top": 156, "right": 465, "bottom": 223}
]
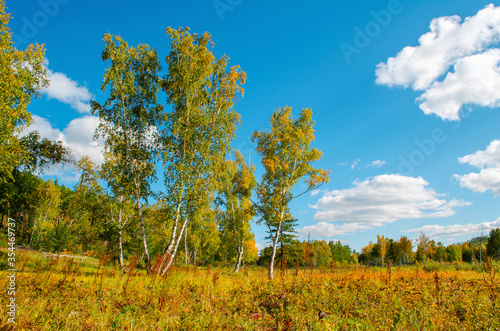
[
  {"left": 252, "top": 106, "right": 330, "bottom": 279},
  {"left": 218, "top": 150, "right": 256, "bottom": 273},
  {"left": 435, "top": 242, "right": 446, "bottom": 262},
  {"left": 91, "top": 34, "right": 163, "bottom": 272},
  {"left": 157, "top": 27, "right": 245, "bottom": 274},
  {"left": 0, "top": 1, "right": 69, "bottom": 228},
  {"left": 0, "top": 0, "right": 47, "bottom": 183},
  {"left": 396, "top": 236, "right": 414, "bottom": 264},
  {"left": 416, "top": 232, "right": 433, "bottom": 263},
  {"left": 377, "top": 234, "right": 388, "bottom": 266},
  {"left": 446, "top": 244, "right": 462, "bottom": 262},
  {"left": 99, "top": 153, "right": 135, "bottom": 268}
]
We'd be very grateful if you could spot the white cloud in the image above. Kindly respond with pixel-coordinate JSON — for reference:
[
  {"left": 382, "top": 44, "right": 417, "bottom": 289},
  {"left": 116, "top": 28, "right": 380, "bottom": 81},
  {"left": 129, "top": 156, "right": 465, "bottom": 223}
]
[
  {"left": 458, "top": 139, "right": 500, "bottom": 168},
  {"left": 376, "top": 4, "right": 500, "bottom": 90},
  {"left": 417, "top": 49, "right": 500, "bottom": 120},
  {"left": 365, "top": 160, "right": 386, "bottom": 168},
  {"left": 63, "top": 116, "right": 103, "bottom": 164},
  {"left": 297, "top": 222, "right": 371, "bottom": 237},
  {"left": 337, "top": 159, "right": 360, "bottom": 169},
  {"left": 42, "top": 60, "right": 92, "bottom": 113},
  {"left": 376, "top": 4, "right": 500, "bottom": 120},
  {"left": 310, "top": 190, "right": 321, "bottom": 197},
  {"left": 408, "top": 217, "right": 500, "bottom": 237},
  {"left": 454, "top": 140, "right": 500, "bottom": 196},
  {"left": 311, "top": 174, "right": 470, "bottom": 224},
  {"left": 455, "top": 168, "right": 500, "bottom": 196},
  {"left": 23, "top": 115, "right": 103, "bottom": 183}
]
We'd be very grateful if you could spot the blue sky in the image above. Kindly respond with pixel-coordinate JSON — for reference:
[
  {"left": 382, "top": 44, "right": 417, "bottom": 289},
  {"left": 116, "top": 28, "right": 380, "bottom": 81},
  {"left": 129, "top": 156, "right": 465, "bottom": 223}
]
[{"left": 8, "top": 0, "right": 500, "bottom": 252}]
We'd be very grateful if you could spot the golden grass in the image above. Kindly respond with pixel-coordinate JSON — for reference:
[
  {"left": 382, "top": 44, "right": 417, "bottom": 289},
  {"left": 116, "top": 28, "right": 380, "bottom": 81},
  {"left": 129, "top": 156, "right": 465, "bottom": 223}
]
[{"left": 1, "top": 253, "right": 499, "bottom": 330}]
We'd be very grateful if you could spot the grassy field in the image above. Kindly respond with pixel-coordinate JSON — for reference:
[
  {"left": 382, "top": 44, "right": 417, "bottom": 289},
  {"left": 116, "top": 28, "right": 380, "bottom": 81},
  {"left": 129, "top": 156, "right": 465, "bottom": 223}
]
[{"left": 1, "top": 250, "right": 499, "bottom": 330}]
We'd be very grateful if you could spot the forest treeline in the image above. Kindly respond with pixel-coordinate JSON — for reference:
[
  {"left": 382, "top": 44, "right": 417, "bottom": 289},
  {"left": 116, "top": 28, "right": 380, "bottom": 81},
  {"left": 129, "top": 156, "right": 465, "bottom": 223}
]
[
  {"left": 256, "top": 231, "right": 500, "bottom": 269},
  {"left": 1, "top": 0, "right": 499, "bottom": 279}
]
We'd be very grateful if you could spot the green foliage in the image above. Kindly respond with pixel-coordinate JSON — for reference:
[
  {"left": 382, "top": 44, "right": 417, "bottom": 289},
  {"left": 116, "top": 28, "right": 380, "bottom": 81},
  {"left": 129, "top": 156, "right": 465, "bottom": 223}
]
[
  {"left": 217, "top": 150, "right": 257, "bottom": 272},
  {"left": 159, "top": 26, "right": 245, "bottom": 273},
  {"left": 47, "top": 223, "right": 70, "bottom": 252},
  {"left": 446, "top": 244, "right": 462, "bottom": 262},
  {"left": 0, "top": 0, "right": 47, "bottom": 183},
  {"left": 92, "top": 33, "right": 164, "bottom": 271},
  {"left": 329, "top": 241, "right": 352, "bottom": 264},
  {"left": 92, "top": 33, "right": 162, "bottom": 199},
  {"left": 18, "top": 131, "right": 71, "bottom": 173},
  {"left": 252, "top": 106, "right": 330, "bottom": 278},
  {"left": 487, "top": 228, "right": 500, "bottom": 260}
]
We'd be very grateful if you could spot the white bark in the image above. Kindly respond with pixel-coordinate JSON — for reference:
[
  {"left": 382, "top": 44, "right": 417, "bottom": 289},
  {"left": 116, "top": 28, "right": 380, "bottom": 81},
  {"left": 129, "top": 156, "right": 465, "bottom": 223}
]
[
  {"left": 268, "top": 215, "right": 283, "bottom": 279},
  {"left": 184, "top": 225, "right": 188, "bottom": 265},
  {"left": 118, "top": 229, "right": 124, "bottom": 268},
  {"left": 161, "top": 213, "right": 189, "bottom": 275},
  {"left": 233, "top": 244, "right": 244, "bottom": 273},
  {"left": 135, "top": 185, "right": 150, "bottom": 273}
]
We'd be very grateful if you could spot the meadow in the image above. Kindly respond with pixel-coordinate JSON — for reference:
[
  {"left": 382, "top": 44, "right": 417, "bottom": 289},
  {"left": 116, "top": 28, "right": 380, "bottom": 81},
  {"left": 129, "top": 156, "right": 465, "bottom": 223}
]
[{"left": 0, "top": 250, "right": 499, "bottom": 330}]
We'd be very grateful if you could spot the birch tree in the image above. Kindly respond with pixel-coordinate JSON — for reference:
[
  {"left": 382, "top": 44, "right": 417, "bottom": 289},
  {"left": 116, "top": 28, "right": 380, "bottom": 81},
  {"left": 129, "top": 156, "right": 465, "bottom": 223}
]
[
  {"left": 91, "top": 34, "right": 163, "bottom": 273},
  {"left": 218, "top": 150, "right": 256, "bottom": 273},
  {"left": 157, "top": 27, "right": 245, "bottom": 274},
  {"left": 100, "top": 153, "right": 134, "bottom": 269},
  {"left": 377, "top": 234, "right": 388, "bottom": 266},
  {"left": 252, "top": 106, "right": 330, "bottom": 279}
]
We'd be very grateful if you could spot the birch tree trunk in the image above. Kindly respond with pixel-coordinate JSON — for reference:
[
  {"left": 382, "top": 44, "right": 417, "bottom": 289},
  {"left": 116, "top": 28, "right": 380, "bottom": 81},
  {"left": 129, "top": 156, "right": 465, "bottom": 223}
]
[
  {"left": 269, "top": 236, "right": 279, "bottom": 279},
  {"left": 135, "top": 185, "right": 150, "bottom": 273},
  {"left": 233, "top": 244, "right": 244, "bottom": 273},
  {"left": 268, "top": 217, "right": 283, "bottom": 279},
  {"left": 118, "top": 229, "right": 124, "bottom": 268},
  {"left": 184, "top": 226, "right": 188, "bottom": 265},
  {"left": 161, "top": 213, "right": 189, "bottom": 275}
]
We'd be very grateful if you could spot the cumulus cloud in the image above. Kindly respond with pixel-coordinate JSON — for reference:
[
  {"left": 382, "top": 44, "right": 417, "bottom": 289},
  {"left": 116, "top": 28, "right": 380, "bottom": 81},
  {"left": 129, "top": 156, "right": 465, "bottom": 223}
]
[
  {"left": 23, "top": 115, "right": 103, "bottom": 183},
  {"left": 376, "top": 4, "right": 500, "bottom": 120},
  {"left": 458, "top": 139, "right": 500, "bottom": 168},
  {"left": 311, "top": 174, "right": 469, "bottom": 224},
  {"left": 417, "top": 49, "right": 500, "bottom": 120},
  {"left": 454, "top": 140, "right": 500, "bottom": 195},
  {"left": 455, "top": 169, "right": 500, "bottom": 196},
  {"left": 42, "top": 60, "right": 92, "bottom": 113},
  {"left": 408, "top": 217, "right": 500, "bottom": 237}
]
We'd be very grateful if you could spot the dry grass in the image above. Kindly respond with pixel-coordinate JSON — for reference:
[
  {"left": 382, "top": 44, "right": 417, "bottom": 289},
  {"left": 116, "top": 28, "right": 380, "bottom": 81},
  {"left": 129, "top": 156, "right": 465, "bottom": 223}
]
[{"left": 1, "top": 251, "right": 499, "bottom": 330}]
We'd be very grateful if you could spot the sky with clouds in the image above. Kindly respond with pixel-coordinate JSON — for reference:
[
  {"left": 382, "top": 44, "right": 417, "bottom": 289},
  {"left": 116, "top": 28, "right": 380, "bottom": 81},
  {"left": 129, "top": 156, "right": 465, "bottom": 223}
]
[{"left": 8, "top": 0, "right": 500, "bottom": 251}]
